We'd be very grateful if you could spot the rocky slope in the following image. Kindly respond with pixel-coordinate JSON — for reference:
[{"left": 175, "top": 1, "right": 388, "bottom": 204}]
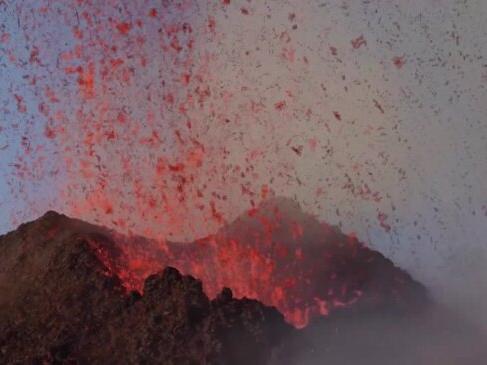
[
  {"left": 0, "top": 211, "right": 291, "bottom": 364},
  {"left": 0, "top": 203, "right": 484, "bottom": 364}
]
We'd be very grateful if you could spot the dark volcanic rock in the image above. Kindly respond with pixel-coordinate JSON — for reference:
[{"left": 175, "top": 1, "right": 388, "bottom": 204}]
[
  {"left": 1, "top": 208, "right": 485, "bottom": 364},
  {"left": 0, "top": 211, "right": 292, "bottom": 364}
]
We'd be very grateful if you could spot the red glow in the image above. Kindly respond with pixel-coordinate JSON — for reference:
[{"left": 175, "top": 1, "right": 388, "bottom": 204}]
[
  {"left": 2, "top": 1, "right": 421, "bottom": 329},
  {"left": 94, "top": 198, "right": 421, "bottom": 328}
]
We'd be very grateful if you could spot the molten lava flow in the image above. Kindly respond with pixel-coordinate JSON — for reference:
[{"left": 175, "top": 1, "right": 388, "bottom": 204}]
[{"left": 101, "top": 198, "right": 426, "bottom": 328}]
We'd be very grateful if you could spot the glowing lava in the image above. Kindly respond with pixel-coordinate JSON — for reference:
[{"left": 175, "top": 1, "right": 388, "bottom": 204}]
[{"left": 100, "top": 197, "right": 427, "bottom": 328}]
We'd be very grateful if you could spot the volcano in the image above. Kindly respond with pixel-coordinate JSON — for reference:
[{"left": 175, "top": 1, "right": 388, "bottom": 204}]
[
  {"left": 0, "top": 198, "right": 484, "bottom": 364},
  {"left": 92, "top": 197, "right": 430, "bottom": 327},
  {"left": 0, "top": 210, "right": 292, "bottom": 364}
]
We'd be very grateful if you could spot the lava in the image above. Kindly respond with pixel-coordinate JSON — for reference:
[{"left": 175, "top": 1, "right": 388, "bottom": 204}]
[
  {"left": 0, "top": 1, "right": 428, "bottom": 329},
  {"left": 101, "top": 198, "right": 427, "bottom": 328}
]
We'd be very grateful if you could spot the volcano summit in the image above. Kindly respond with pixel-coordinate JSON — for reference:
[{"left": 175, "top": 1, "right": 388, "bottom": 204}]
[{"left": 0, "top": 198, "right": 484, "bottom": 364}]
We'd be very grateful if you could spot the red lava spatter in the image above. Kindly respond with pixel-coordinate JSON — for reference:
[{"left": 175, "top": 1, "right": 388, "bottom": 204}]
[
  {"left": 99, "top": 198, "right": 425, "bottom": 328},
  {"left": 0, "top": 2, "right": 422, "bottom": 328},
  {"left": 3, "top": 1, "right": 400, "bottom": 242}
]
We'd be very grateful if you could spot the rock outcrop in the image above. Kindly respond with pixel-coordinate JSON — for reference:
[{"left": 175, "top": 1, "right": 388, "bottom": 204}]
[
  {"left": 0, "top": 212, "right": 291, "bottom": 364},
  {"left": 1, "top": 205, "right": 484, "bottom": 364}
]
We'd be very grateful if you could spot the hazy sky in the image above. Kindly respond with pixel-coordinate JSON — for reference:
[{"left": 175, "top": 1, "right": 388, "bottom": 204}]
[{"left": 1, "top": 0, "right": 486, "bottom": 326}]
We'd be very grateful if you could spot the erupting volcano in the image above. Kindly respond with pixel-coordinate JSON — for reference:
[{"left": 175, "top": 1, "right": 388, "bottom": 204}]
[
  {"left": 1, "top": 1, "right": 486, "bottom": 363},
  {"left": 101, "top": 197, "right": 429, "bottom": 328},
  {"left": 0, "top": 198, "right": 485, "bottom": 364}
]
